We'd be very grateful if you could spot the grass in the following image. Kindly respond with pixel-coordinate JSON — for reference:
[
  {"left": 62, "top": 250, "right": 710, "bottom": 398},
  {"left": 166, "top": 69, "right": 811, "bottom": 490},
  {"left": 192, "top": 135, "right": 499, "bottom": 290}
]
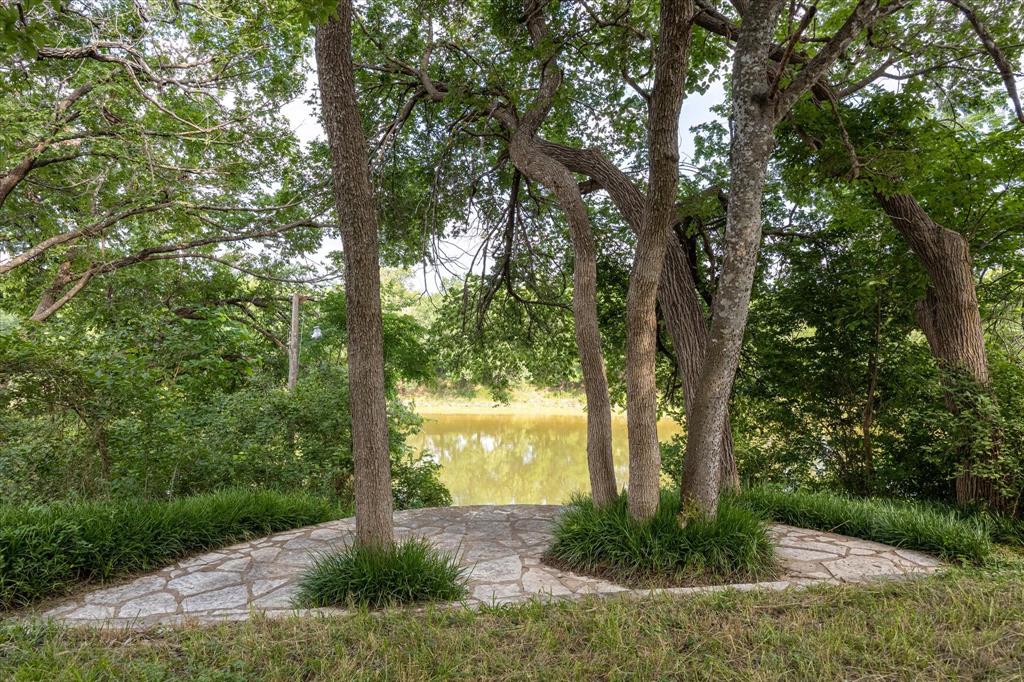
[
  {"left": 3, "top": 566, "right": 1024, "bottom": 679},
  {"left": 977, "top": 510, "right": 1024, "bottom": 546},
  {"left": 0, "top": 489, "right": 343, "bottom": 610},
  {"left": 294, "top": 538, "right": 468, "bottom": 609},
  {"left": 740, "top": 485, "right": 993, "bottom": 563},
  {"left": 544, "top": 491, "right": 776, "bottom": 587}
]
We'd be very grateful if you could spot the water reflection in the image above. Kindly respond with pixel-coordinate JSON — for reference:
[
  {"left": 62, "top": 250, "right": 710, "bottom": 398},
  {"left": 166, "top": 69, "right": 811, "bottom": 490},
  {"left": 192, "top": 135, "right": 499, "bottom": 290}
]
[{"left": 409, "top": 413, "right": 682, "bottom": 506}]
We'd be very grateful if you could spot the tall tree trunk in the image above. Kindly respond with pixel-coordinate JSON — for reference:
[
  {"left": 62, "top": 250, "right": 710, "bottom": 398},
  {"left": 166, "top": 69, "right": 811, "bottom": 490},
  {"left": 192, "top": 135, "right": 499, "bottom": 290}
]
[
  {"left": 287, "top": 292, "right": 301, "bottom": 392},
  {"left": 874, "top": 191, "right": 1006, "bottom": 510},
  {"left": 625, "top": 230, "right": 671, "bottom": 519},
  {"left": 625, "top": 0, "right": 694, "bottom": 521},
  {"left": 682, "top": 0, "right": 785, "bottom": 516},
  {"left": 96, "top": 424, "right": 112, "bottom": 488},
  {"left": 861, "top": 297, "right": 880, "bottom": 495},
  {"left": 315, "top": 4, "right": 394, "bottom": 548},
  {"left": 508, "top": 142, "right": 617, "bottom": 505},
  {"left": 857, "top": 290, "right": 885, "bottom": 495}
]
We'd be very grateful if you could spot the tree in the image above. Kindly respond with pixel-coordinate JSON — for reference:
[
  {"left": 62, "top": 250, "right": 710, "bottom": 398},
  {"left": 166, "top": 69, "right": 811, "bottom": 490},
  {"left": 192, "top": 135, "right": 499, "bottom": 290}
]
[
  {"left": 315, "top": 1, "right": 394, "bottom": 547},
  {"left": 682, "top": 0, "right": 911, "bottom": 516},
  {"left": 618, "top": 0, "right": 694, "bottom": 519},
  {"left": 781, "top": 83, "right": 1024, "bottom": 511},
  {"left": 0, "top": 0, "right": 330, "bottom": 322},
  {"left": 347, "top": 0, "right": 742, "bottom": 510},
  {"left": 498, "top": 1, "right": 617, "bottom": 506}
]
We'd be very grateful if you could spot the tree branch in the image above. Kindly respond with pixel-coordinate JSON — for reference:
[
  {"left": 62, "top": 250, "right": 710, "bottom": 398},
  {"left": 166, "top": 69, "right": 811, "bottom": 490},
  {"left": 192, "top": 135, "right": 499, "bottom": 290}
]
[{"left": 943, "top": 0, "right": 1024, "bottom": 123}]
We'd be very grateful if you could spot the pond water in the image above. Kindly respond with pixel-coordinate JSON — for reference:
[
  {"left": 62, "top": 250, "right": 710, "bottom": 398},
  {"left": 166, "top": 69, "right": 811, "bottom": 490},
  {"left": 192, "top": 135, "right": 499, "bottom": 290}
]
[{"left": 408, "top": 413, "right": 682, "bottom": 506}]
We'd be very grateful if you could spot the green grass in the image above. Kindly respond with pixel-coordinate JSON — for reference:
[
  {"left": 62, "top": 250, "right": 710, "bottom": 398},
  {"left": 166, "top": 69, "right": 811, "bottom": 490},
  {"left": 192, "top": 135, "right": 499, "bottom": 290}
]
[
  {"left": 545, "top": 491, "right": 776, "bottom": 587},
  {"left": 3, "top": 566, "right": 1024, "bottom": 679},
  {"left": 977, "top": 510, "right": 1024, "bottom": 546},
  {"left": 740, "top": 486, "right": 992, "bottom": 563},
  {"left": 0, "top": 489, "right": 343, "bottom": 610},
  {"left": 294, "top": 538, "right": 468, "bottom": 609}
]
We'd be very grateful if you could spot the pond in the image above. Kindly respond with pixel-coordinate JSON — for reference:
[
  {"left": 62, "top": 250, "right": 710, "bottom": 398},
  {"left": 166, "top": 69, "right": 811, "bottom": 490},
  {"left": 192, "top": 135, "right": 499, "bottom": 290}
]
[{"left": 408, "top": 412, "right": 682, "bottom": 506}]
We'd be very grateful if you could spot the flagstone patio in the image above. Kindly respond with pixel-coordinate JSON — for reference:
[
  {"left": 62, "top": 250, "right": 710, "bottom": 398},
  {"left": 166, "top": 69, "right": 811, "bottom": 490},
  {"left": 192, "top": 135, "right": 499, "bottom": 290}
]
[{"left": 39, "top": 504, "right": 942, "bottom": 629}]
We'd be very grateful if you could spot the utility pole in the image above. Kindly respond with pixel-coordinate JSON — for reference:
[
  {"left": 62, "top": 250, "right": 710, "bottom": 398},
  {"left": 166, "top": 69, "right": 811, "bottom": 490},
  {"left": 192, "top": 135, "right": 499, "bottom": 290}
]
[{"left": 287, "top": 292, "right": 301, "bottom": 391}]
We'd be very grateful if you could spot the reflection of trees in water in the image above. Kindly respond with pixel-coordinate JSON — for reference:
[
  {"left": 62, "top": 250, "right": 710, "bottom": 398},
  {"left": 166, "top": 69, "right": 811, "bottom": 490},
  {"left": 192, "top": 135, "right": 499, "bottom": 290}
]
[{"left": 411, "top": 415, "right": 681, "bottom": 505}]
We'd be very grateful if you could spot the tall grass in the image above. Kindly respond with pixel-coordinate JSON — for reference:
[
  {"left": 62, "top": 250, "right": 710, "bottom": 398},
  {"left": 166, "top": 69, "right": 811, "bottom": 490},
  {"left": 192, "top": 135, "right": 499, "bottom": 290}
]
[
  {"left": 545, "top": 491, "right": 776, "bottom": 587},
  {"left": 740, "top": 486, "right": 992, "bottom": 564},
  {"left": 294, "top": 538, "right": 467, "bottom": 608},
  {"left": 976, "top": 511, "right": 1024, "bottom": 547},
  {"left": 0, "top": 489, "right": 342, "bottom": 610}
]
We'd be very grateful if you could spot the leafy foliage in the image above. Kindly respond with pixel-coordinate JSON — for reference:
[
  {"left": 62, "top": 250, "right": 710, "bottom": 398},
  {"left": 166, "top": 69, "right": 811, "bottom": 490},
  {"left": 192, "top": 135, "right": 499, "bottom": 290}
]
[{"left": 0, "top": 285, "right": 449, "bottom": 509}]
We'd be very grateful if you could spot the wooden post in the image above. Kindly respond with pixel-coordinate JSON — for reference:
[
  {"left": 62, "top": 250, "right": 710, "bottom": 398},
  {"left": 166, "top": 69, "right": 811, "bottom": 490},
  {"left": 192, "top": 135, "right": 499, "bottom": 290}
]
[{"left": 287, "top": 292, "right": 301, "bottom": 391}]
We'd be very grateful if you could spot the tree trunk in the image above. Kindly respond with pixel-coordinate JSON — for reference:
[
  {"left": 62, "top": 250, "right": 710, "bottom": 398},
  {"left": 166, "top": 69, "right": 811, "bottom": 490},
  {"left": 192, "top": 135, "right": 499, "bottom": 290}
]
[
  {"left": 625, "top": 227, "right": 671, "bottom": 520},
  {"left": 287, "top": 292, "right": 301, "bottom": 392},
  {"left": 681, "top": 0, "right": 784, "bottom": 516},
  {"left": 508, "top": 138, "right": 618, "bottom": 506},
  {"left": 625, "top": 0, "right": 694, "bottom": 521},
  {"left": 860, "top": 294, "right": 881, "bottom": 495},
  {"left": 873, "top": 191, "right": 1006, "bottom": 510},
  {"left": 661, "top": 242, "right": 740, "bottom": 491},
  {"left": 315, "top": 4, "right": 394, "bottom": 548}
]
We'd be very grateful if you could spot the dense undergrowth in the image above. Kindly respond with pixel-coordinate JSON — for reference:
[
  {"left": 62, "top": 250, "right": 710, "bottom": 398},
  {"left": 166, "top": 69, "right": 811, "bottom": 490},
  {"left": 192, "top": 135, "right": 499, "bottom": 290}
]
[
  {"left": 740, "top": 486, "right": 993, "bottom": 563},
  {"left": 294, "top": 538, "right": 467, "bottom": 608},
  {"left": 545, "top": 491, "right": 776, "bottom": 587},
  {"left": 0, "top": 489, "right": 344, "bottom": 610}
]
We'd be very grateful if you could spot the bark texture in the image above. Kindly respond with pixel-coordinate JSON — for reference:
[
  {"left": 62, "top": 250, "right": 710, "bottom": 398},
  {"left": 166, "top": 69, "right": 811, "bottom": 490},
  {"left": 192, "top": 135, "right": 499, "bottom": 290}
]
[
  {"left": 681, "top": 0, "right": 785, "bottom": 515},
  {"left": 874, "top": 191, "right": 1006, "bottom": 510},
  {"left": 0, "top": 83, "right": 92, "bottom": 209},
  {"left": 625, "top": 0, "right": 694, "bottom": 520},
  {"left": 287, "top": 292, "right": 301, "bottom": 392},
  {"left": 315, "top": 5, "right": 394, "bottom": 547}
]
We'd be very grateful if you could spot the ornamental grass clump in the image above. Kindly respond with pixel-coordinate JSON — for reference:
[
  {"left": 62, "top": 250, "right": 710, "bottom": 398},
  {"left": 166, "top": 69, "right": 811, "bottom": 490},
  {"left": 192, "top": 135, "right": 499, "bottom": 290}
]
[
  {"left": 545, "top": 491, "right": 776, "bottom": 587},
  {"left": 0, "top": 489, "right": 341, "bottom": 610},
  {"left": 294, "top": 538, "right": 468, "bottom": 609},
  {"left": 740, "top": 486, "right": 992, "bottom": 564}
]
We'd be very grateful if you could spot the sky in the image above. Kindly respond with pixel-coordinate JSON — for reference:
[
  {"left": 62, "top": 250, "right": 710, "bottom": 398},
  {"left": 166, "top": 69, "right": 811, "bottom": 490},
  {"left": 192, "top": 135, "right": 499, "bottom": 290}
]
[{"left": 283, "top": 70, "right": 728, "bottom": 295}]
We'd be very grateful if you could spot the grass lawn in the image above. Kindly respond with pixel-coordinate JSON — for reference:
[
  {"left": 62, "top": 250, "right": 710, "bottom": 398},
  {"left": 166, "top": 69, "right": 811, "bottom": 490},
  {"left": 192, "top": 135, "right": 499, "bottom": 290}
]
[{"left": 4, "top": 565, "right": 1024, "bottom": 680}]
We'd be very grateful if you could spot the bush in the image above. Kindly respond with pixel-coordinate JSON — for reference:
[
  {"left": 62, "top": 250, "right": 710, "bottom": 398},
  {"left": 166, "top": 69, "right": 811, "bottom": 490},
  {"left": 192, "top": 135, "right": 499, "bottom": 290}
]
[
  {"left": 544, "top": 491, "right": 776, "bottom": 587},
  {"left": 0, "top": 312, "right": 451, "bottom": 511},
  {"left": 740, "top": 486, "right": 992, "bottom": 564},
  {"left": 294, "top": 538, "right": 467, "bottom": 609},
  {"left": 0, "top": 489, "right": 342, "bottom": 610}
]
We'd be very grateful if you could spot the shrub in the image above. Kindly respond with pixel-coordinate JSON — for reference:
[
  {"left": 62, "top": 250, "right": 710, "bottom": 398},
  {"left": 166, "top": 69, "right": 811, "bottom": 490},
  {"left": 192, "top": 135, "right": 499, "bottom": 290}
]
[
  {"left": 545, "top": 491, "right": 776, "bottom": 587},
  {"left": 740, "top": 486, "right": 992, "bottom": 563},
  {"left": 0, "top": 489, "right": 342, "bottom": 610},
  {"left": 0, "top": 317, "right": 450, "bottom": 511},
  {"left": 294, "top": 538, "right": 467, "bottom": 609}
]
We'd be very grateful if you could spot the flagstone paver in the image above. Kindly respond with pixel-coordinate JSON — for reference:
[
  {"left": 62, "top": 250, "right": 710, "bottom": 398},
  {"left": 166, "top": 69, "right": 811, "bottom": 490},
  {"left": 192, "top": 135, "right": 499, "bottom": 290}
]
[{"left": 39, "top": 505, "right": 941, "bottom": 628}]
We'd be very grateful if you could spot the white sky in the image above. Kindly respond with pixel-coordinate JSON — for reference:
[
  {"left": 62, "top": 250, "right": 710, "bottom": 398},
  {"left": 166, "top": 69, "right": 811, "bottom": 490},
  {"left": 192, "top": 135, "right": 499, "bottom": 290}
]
[{"left": 283, "top": 70, "right": 727, "bottom": 295}]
